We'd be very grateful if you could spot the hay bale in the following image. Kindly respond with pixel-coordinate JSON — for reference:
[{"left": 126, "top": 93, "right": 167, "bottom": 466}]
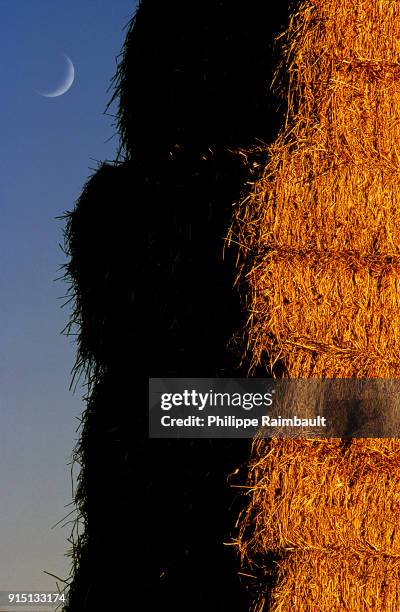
[
  {"left": 238, "top": 438, "right": 400, "bottom": 559},
  {"left": 254, "top": 552, "right": 400, "bottom": 612},
  {"left": 247, "top": 248, "right": 400, "bottom": 377},
  {"left": 111, "top": 0, "right": 289, "bottom": 161},
  {"left": 229, "top": 0, "right": 400, "bottom": 377},
  {"left": 63, "top": 162, "right": 133, "bottom": 380},
  {"left": 229, "top": 0, "right": 400, "bottom": 609},
  {"left": 236, "top": 438, "right": 400, "bottom": 611}
]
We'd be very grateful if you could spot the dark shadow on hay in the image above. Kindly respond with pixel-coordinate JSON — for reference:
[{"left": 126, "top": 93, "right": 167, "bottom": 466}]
[
  {"left": 62, "top": 2, "right": 289, "bottom": 610},
  {"left": 113, "top": 1, "right": 290, "bottom": 162}
]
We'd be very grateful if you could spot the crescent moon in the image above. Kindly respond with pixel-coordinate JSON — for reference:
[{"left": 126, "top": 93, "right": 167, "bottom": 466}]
[{"left": 39, "top": 54, "right": 75, "bottom": 98}]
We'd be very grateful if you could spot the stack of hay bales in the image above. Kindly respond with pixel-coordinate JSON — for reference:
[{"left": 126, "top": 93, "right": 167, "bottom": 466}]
[
  {"left": 62, "top": 2, "right": 290, "bottom": 610},
  {"left": 231, "top": 0, "right": 400, "bottom": 378},
  {"left": 236, "top": 438, "right": 400, "bottom": 611},
  {"left": 230, "top": 0, "right": 400, "bottom": 609},
  {"left": 62, "top": 164, "right": 136, "bottom": 611}
]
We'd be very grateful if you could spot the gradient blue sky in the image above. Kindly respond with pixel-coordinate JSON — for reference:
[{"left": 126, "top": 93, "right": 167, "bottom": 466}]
[{"left": 0, "top": 0, "right": 136, "bottom": 602}]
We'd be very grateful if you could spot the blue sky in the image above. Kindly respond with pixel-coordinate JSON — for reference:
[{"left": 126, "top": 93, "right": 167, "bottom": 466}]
[{"left": 0, "top": 0, "right": 136, "bottom": 602}]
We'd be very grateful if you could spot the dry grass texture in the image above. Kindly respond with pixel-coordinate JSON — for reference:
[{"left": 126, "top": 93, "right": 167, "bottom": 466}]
[
  {"left": 236, "top": 438, "right": 400, "bottom": 611},
  {"left": 230, "top": 1, "right": 400, "bottom": 609},
  {"left": 228, "top": 0, "right": 400, "bottom": 377}
]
